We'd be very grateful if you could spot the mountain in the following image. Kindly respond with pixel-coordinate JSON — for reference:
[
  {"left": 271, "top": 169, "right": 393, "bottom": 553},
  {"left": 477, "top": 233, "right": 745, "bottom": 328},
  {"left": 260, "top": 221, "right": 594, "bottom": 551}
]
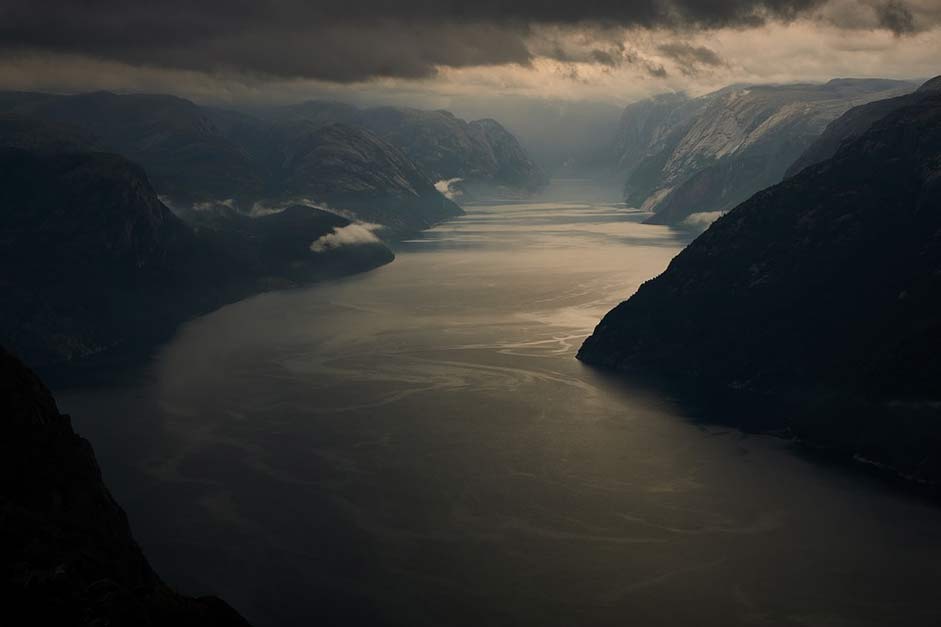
[
  {"left": 0, "top": 144, "right": 214, "bottom": 369},
  {"left": 180, "top": 202, "right": 394, "bottom": 282},
  {"left": 0, "top": 92, "right": 264, "bottom": 203},
  {"left": 260, "top": 101, "right": 548, "bottom": 197},
  {"left": 602, "top": 92, "right": 710, "bottom": 190},
  {"left": 443, "top": 97, "right": 624, "bottom": 177},
  {"left": 267, "top": 122, "right": 461, "bottom": 231},
  {"left": 578, "top": 89, "right": 941, "bottom": 481},
  {"left": 606, "top": 79, "right": 916, "bottom": 227},
  {"left": 0, "top": 134, "right": 393, "bottom": 373},
  {"left": 0, "top": 112, "right": 97, "bottom": 153},
  {"left": 0, "top": 345, "right": 251, "bottom": 625},
  {"left": 0, "top": 92, "right": 460, "bottom": 232},
  {"left": 465, "top": 117, "right": 547, "bottom": 194},
  {"left": 785, "top": 75, "right": 941, "bottom": 177}
]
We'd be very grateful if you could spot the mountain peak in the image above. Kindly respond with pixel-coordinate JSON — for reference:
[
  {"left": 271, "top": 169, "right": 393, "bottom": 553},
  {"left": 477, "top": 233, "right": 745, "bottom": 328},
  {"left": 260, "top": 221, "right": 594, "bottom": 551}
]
[{"left": 917, "top": 75, "right": 941, "bottom": 93}]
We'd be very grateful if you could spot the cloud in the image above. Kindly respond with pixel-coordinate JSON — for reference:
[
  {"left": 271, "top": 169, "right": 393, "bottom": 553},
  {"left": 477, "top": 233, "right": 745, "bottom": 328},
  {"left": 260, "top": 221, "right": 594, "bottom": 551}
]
[
  {"left": 682, "top": 211, "right": 726, "bottom": 229},
  {"left": 434, "top": 178, "right": 464, "bottom": 200},
  {"left": 657, "top": 43, "right": 725, "bottom": 75},
  {"left": 874, "top": 0, "right": 917, "bottom": 34},
  {"left": 310, "top": 222, "right": 383, "bottom": 253},
  {"left": 2, "top": 0, "right": 936, "bottom": 84},
  {"left": 0, "top": 2, "right": 937, "bottom": 108},
  {"left": 192, "top": 198, "right": 236, "bottom": 211}
]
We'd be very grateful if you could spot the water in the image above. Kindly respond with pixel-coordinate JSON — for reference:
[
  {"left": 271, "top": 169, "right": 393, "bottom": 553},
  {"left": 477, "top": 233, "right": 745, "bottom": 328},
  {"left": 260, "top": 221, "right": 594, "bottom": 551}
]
[{"left": 59, "top": 195, "right": 941, "bottom": 627}]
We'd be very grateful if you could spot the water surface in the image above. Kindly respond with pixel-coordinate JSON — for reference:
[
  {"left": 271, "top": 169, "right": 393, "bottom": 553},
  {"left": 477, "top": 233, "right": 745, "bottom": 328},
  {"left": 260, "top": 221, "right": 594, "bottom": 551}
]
[{"left": 60, "top": 196, "right": 941, "bottom": 627}]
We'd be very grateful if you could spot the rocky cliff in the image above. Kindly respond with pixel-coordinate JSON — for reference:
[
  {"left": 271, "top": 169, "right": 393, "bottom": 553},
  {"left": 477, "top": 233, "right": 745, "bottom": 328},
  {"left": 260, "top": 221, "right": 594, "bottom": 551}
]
[
  {"left": 579, "top": 90, "right": 941, "bottom": 482},
  {"left": 0, "top": 345, "right": 251, "bottom": 626}
]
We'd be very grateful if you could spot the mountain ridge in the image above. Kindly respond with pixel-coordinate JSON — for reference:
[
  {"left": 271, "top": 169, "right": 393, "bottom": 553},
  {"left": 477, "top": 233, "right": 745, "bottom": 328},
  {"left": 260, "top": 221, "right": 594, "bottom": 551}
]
[
  {"left": 0, "top": 91, "right": 466, "bottom": 232},
  {"left": 603, "top": 78, "right": 917, "bottom": 227},
  {"left": 259, "top": 100, "right": 548, "bottom": 197},
  {"left": 579, "top": 88, "right": 941, "bottom": 482}
]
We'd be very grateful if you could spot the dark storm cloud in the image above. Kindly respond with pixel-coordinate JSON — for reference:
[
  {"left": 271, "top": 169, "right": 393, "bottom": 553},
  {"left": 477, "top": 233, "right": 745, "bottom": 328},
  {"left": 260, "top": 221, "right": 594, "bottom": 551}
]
[
  {"left": 874, "top": 0, "right": 917, "bottom": 34},
  {"left": 659, "top": 43, "right": 724, "bottom": 67},
  {"left": 658, "top": 42, "right": 725, "bottom": 75},
  {"left": 0, "top": 0, "right": 929, "bottom": 82},
  {"left": 590, "top": 49, "right": 621, "bottom": 67}
]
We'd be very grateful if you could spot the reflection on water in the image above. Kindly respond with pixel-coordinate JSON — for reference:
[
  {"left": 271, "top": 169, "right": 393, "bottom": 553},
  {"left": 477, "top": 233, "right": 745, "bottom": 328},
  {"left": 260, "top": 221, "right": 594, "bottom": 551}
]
[{"left": 60, "top": 194, "right": 941, "bottom": 627}]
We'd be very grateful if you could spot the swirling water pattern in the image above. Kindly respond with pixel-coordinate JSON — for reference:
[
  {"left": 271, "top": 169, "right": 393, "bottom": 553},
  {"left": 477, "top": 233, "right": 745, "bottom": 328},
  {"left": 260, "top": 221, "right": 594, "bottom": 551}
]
[{"left": 61, "top": 194, "right": 941, "bottom": 627}]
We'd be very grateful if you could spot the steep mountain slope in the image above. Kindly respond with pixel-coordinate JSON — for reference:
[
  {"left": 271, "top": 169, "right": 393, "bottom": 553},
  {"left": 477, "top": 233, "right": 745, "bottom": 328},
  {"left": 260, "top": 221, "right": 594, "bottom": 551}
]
[
  {"left": 0, "top": 346, "right": 251, "bottom": 625},
  {"left": 357, "top": 107, "right": 547, "bottom": 195},
  {"left": 0, "top": 137, "right": 394, "bottom": 373},
  {"left": 260, "top": 101, "right": 547, "bottom": 196},
  {"left": 606, "top": 92, "right": 711, "bottom": 194},
  {"left": 271, "top": 123, "right": 462, "bottom": 231},
  {"left": 0, "top": 145, "right": 205, "bottom": 368},
  {"left": 607, "top": 79, "right": 916, "bottom": 226},
  {"left": 467, "top": 117, "right": 547, "bottom": 194},
  {"left": 579, "top": 91, "right": 941, "bottom": 481},
  {"left": 786, "top": 75, "right": 941, "bottom": 177},
  {"left": 0, "top": 147, "right": 193, "bottom": 284}
]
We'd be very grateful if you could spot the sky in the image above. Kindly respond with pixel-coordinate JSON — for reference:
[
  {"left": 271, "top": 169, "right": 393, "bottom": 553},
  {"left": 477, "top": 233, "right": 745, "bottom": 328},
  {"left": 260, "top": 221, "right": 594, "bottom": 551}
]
[{"left": 0, "top": 0, "right": 938, "bottom": 108}]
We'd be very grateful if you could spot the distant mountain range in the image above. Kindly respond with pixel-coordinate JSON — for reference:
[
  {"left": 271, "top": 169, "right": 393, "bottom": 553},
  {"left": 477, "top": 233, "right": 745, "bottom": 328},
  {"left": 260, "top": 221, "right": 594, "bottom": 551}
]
[
  {"left": 0, "top": 91, "right": 477, "bottom": 232},
  {"left": 255, "top": 100, "right": 548, "bottom": 198},
  {"left": 1, "top": 345, "right": 252, "bottom": 625},
  {"left": 600, "top": 78, "right": 917, "bottom": 227},
  {"left": 579, "top": 76, "right": 941, "bottom": 483}
]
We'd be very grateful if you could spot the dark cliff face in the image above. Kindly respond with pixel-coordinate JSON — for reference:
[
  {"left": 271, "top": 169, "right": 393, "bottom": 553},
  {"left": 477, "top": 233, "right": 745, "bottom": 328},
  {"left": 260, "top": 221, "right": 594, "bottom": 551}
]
[
  {"left": 606, "top": 79, "right": 916, "bottom": 226},
  {"left": 579, "top": 92, "right": 941, "bottom": 480},
  {"left": 785, "top": 75, "right": 941, "bottom": 178},
  {"left": 0, "top": 148, "right": 193, "bottom": 279},
  {"left": 0, "top": 346, "right": 251, "bottom": 626},
  {"left": 0, "top": 147, "right": 199, "bottom": 367}
]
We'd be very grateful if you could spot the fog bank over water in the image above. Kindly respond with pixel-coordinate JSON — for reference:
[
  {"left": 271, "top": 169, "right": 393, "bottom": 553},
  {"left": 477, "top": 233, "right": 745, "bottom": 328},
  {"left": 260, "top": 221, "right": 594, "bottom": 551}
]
[{"left": 60, "top": 187, "right": 941, "bottom": 627}]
